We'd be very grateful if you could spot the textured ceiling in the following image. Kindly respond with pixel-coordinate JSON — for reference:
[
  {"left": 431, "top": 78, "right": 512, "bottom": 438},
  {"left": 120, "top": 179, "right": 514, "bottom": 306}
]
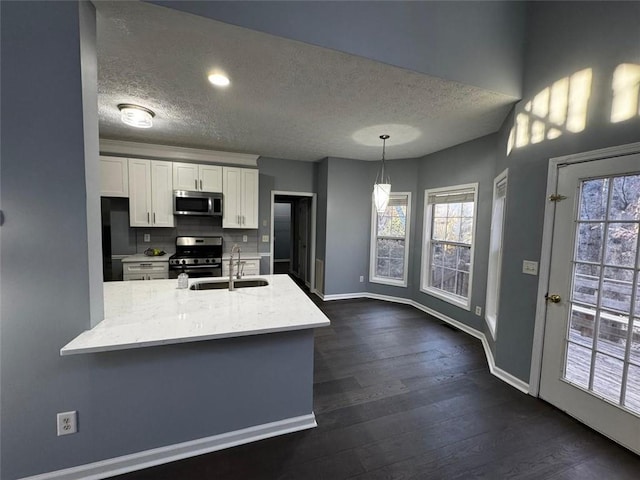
[{"left": 96, "top": 1, "right": 517, "bottom": 162}]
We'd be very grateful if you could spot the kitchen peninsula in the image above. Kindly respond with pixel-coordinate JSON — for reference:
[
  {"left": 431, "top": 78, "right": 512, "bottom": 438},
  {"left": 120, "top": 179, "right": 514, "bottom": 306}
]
[
  {"left": 58, "top": 275, "right": 329, "bottom": 469},
  {"left": 62, "top": 274, "right": 329, "bottom": 354}
]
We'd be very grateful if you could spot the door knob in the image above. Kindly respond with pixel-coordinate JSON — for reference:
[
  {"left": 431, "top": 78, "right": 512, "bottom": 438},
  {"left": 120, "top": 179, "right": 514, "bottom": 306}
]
[{"left": 546, "top": 294, "right": 561, "bottom": 303}]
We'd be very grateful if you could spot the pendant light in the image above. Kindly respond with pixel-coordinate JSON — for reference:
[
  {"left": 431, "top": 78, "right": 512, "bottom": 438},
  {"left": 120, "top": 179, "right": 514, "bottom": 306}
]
[{"left": 373, "top": 134, "right": 391, "bottom": 213}]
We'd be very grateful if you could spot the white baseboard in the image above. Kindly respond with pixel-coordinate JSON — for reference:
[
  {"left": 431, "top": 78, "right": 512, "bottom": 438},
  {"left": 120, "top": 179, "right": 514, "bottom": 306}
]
[
  {"left": 322, "top": 292, "right": 530, "bottom": 394},
  {"left": 322, "top": 292, "right": 369, "bottom": 301},
  {"left": 20, "top": 413, "right": 317, "bottom": 480}
]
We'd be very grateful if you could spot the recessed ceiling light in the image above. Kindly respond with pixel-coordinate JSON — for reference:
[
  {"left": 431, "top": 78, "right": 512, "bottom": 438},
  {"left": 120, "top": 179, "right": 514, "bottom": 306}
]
[
  {"left": 208, "top": 73, "right": 230, "bottom": 87},
  {"left": 118, "top": 104, "right": 155, "bottom": 128}
]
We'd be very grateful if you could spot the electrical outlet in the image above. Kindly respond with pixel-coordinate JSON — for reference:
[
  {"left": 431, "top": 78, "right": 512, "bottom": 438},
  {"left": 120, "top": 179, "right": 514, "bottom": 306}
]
[
  {"left": 262, "top": 220, "right": 268, "bottom": 227},
  {"left": 143, "top": 233, "right": 150, "bottom": 243},
  {"left": 242, "top": 235, "right": 248, "bottom": 242},
  {"left": 57, "top": 411, "right": 77, "bottom": 436},
  {"left": 475, "top": 306, "right": 482, "bottom": 316},
  {"left": 359, "top": 275, "right": 364, "bottom": 282},
  {"left": 522, "top": 260, "right": 539, "bottom": 276},
  {"left": 261, "top": 235, "right": 269, "bottom": 243}
]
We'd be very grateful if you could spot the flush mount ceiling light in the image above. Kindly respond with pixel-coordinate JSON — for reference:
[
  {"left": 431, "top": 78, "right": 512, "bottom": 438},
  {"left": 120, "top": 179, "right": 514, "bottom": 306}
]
[
  {"left": 373, "top": 134, "right": 391, "bottom": 213},
  {"left": 118, "top": 104, "right": 155, "bottom": 128},
  {"left": 208, "top": 73, "right": 230, "bottom": 87}
]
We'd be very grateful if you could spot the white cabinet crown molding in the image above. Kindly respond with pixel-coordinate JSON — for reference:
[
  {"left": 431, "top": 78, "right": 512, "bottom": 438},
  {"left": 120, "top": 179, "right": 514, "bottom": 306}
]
[{"left": 99, "top": 139, "right": 259, "bottom": 167}]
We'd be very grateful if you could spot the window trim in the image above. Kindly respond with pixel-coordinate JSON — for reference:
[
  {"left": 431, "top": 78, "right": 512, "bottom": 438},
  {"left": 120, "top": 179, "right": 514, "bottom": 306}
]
[
  {"left": 420, "top": 183, "right": 479, "bottom": 310},
  {"left": 485, "top": 169, "right": 508, "bottom": 340},
  {"left": 369, "top": 192, "right": 412, "bottom": 287}
]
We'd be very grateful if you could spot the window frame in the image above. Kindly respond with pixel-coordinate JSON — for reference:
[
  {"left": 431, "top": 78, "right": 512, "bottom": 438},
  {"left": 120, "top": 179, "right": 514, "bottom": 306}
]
[
  {"left": 369, "top": 192, "right": 412, "bottom": 287},
  {"left": 420, "top": 183, "right": 479, "bottom": 310},
  {"left": 485, "top": 169, "right": 508, "bottom": 340}
]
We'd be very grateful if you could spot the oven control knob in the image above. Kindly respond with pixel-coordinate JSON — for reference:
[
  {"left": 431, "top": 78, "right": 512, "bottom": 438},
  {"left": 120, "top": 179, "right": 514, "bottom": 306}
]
[
  {"left": 181, "top": 259, "right": 186, "bottom": 265},
  {"left": 206, "top": 259, "right": 211, "bottom": 263},
  {"left": 193, "top": 259, "right": 198, "bottom": 264}
]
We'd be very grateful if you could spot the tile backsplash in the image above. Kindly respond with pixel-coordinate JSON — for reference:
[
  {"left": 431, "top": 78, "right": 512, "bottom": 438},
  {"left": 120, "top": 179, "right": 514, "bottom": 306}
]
[{"left": 133, "top": 216, "right": 258, "bottom": 254}]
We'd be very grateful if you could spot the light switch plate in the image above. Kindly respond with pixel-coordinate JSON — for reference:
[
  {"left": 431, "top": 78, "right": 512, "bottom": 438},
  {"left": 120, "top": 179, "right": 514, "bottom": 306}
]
[
  {"left": 242, "top": 235, "right": 248, "bottom": 242},
  {"left": 143, "top": 233, "right": 150, "bottom": 243},
  {"left": 261, "top": 235, "right": 269, "bottom": 243},
  {"left": 523, "top": 260, "right": 539, "bottom": 276}
]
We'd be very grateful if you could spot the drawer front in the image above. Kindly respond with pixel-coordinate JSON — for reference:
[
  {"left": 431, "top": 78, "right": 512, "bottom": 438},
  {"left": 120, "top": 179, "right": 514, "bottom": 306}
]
[
  {"left": 123, "top": 262, "right": 168, "bottom": 274},
  {"left": 222, "top": 259, "right": 260, "bottom": 277}
]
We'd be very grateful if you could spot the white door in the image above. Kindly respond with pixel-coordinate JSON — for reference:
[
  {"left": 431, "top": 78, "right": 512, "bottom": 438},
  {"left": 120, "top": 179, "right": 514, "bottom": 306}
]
[{"left": 540, "top": 152, "right": 640, "bottom": 453}]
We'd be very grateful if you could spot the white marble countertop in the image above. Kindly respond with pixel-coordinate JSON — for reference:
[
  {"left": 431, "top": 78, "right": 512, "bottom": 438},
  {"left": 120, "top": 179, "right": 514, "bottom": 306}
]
[
  {"left": 60, "top": 275, "right": 330, "bottom": 355},
  {"left": 121, "top": 253, "right": 173, "bottom": 263}
]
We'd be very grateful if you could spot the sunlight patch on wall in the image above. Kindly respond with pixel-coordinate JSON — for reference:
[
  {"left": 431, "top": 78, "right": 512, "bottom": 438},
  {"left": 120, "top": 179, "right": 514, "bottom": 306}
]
[
  {"left": 507, "top": 68, "right": 593, "bottom": 155},
  {"left": 611, "top": 63, "right": 640, "bottom": 123}
]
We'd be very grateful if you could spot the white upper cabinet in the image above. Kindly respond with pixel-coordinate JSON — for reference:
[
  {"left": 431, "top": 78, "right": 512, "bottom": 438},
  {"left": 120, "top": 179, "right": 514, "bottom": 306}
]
[
  {"left": 173, "top": 162, "right": 222, "bottom": 193},
  {"left": 151, "top": 161, "right": 174, "bottom": 227},
  {"left": 199, "top": 165, "right": 223, "bottom": 192},
  {"left": 128, "top": 159, "right": 174, "bottom": 227},
  {"left": 100, "top": 156, "right": 128, "bottom": 197},
  {"left": 222, "top": 167, "right": 258, "bottom": 229}
]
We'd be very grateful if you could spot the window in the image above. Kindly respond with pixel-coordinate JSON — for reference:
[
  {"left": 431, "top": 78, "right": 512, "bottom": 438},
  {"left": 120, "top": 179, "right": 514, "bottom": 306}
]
[
  {"left": 370, "top": 193, "right": 411, "bottom": 286},
  {"left": 485, "top": 170, "right": 508, "bottom": 339},
  {"left": 421, "top": 184, "right": 478, "bottom": 309}
]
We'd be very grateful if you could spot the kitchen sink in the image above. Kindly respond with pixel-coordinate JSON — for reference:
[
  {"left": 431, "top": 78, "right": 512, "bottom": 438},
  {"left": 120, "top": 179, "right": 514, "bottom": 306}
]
[{"left": 189, "top": 278, "right": 269, "bottom": 290}]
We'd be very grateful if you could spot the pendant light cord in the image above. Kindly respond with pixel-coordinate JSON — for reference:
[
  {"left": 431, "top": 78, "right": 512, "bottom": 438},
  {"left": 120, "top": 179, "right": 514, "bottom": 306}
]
[{"left": 378, "top": 134, "right": 390, "bottom": 184}]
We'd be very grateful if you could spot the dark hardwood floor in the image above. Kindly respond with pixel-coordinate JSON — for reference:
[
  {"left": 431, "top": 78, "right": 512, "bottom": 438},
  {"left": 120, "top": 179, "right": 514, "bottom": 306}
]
[{"left": 113, "top": 293, "right": 640, "bottom": 479}]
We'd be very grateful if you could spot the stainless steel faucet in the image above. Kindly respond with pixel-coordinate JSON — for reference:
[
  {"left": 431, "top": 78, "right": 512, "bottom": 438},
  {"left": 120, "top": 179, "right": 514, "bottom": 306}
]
[{"left": 229, "top": 244, "right": 241, "bottom": 291}]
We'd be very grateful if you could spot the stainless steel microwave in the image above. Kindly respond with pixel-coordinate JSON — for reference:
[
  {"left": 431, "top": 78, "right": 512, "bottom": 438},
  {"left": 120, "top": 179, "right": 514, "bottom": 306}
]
[{"left": 173, "top": 190, "right": 223, "bottom": 216}]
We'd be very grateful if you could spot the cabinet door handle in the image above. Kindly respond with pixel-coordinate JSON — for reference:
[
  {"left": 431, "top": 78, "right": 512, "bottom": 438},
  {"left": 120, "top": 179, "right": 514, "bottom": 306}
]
[
  {"left": 195, "top": 179, "right": 198, "bottom": 190},
  {"left": 154, "top": 212, "right": 156, "bottom": 223},
  {"left": 200, "top": 179, "right": 203, "bottom": 190},
  {"left": 147, "top": 212, "right": 150, "bottom": 223}
]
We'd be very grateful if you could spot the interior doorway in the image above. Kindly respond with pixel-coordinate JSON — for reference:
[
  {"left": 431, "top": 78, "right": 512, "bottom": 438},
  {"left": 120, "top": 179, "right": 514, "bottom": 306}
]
[{"left": 270, "top": 191, "right": 316, "bottom": 292}]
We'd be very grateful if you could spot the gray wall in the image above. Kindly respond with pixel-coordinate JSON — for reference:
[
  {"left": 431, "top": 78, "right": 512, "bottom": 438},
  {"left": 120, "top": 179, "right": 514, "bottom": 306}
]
[
  {"left": 492, "top": 0, "right": 640, "bottom": 381},
  {"left": 316, "top": 159, "right": 329, "bottom": 293},
  {"left": 0, "top": 4, "right": 314, "bottom": 479},
  {"left": 411, "top": 135, "right": 497, "bottom": 333},
  {"left": 1, "top": 3, "right": 93, "bottom": 477},
  {"left": 257, "top": 157, "right": 318, "bottom": 272},
  {"left": 323, "top": 157, "right": 377, "bottom": 295},
  {"left": 366, "top": 158, "right": 420, "bottom": 296},
  {"left": 154, "top": 0, "right": 526, "bottom": 98}
]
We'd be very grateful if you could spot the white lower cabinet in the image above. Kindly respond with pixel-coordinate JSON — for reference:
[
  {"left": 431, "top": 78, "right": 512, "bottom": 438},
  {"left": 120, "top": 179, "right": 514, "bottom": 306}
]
[
  {"left": 123, "top": 261, "right": 169, "bottom": 281},
  {"left": 128, "top": 159, "right": 174, "bottom": 227},
  {"left": 222, "top": 255, "right": 260, "bottom": 277}
]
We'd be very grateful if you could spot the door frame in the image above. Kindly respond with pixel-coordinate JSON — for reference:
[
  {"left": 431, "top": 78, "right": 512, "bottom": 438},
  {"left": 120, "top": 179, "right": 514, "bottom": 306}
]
[
  {"left": 529, "top": 141, "right": 640, "bottom": 397},
  {"left": 270, "top": 190, "right": 317, "bottom": 293}
]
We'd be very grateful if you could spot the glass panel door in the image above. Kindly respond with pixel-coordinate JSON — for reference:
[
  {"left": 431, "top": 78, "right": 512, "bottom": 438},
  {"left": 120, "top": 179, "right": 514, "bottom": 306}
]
[{"left": 565, "top": 174, "right": 640, "bottom": 413}]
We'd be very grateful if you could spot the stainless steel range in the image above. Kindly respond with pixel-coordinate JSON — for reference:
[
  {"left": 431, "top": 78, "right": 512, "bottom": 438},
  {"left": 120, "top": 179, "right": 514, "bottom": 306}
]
[{"left": 169, "top": 236, "right": 223, "bottom": 279}]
